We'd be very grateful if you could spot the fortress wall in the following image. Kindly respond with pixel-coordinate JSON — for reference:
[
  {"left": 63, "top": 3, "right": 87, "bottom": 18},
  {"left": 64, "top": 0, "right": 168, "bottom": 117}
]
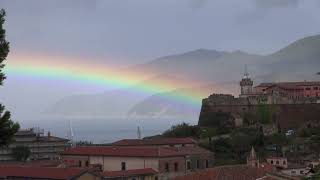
[{"left": 199, "top": 102, "right": 320, "bottom": 130}]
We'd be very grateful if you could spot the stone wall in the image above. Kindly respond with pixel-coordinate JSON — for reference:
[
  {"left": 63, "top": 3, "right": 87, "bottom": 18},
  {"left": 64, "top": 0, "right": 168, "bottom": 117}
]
[{"left": 199, "top": 98, "right": 320, "bottom": 129}]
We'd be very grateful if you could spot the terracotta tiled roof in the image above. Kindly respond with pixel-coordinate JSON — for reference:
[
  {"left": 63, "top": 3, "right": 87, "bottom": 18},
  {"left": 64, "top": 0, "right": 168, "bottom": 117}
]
[
  {"left": 256, "top": 81, "right": 320, "bottom": 88},
  {"left": 0, "top": 166, "right": 90, "bottom": 179},
  {"left": 112, "top": 138, "right": 196, "bottom": 146},
  {"left": 102, "top": 168, "right": 157, "bottom": 178},
  {"left": 62, "top": 146, "right": 212, "bottom": 158},
  {"left": 37, "top": 135, "right": 69, "bottom": 142},
  {"left": 0, "top": 160, "right": 63, "bottom": 167},
  {"left": 174, "top": 164, "right": 273, "bottom": 180}
]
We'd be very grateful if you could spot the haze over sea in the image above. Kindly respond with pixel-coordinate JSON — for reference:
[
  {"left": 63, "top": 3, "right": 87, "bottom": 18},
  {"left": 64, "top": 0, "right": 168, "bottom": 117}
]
[{"left": 20, "top": 117, "right": 195, "bottom": 143}]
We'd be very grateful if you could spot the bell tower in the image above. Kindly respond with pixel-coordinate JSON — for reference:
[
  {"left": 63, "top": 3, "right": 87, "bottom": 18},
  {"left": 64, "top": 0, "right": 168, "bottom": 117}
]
[
  {"left": 240, "top": 65, "right": 253, "bottom": 97},
  {"left": 247, "top": 146, "right": 259, "bottom": 167}
]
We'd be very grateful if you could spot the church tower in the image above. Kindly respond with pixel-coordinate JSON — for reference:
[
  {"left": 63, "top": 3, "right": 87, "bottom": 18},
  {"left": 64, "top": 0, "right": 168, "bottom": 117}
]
[
  {"left": 247, "top": 146, "right": 259, "bottom": 167},
  {"left": 240, "top": 65, "right": 253, "bottom": 97}
]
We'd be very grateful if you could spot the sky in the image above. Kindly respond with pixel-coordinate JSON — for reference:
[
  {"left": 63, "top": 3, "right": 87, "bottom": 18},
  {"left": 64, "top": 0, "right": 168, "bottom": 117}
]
[{"left": 0, "top": 0, "right": 320, "bottom": 127}]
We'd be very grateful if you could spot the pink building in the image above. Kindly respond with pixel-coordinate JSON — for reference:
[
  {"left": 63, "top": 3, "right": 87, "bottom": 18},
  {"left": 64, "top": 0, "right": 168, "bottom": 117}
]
[
  {"left": 254, "top": 82, "right": 320, "bottom": 99},
  {"left": 266, "top": 157, "right": 288, "bottom": 169},
  {"left": 61, "top": 146, "right": 214, "bottom": 180}
]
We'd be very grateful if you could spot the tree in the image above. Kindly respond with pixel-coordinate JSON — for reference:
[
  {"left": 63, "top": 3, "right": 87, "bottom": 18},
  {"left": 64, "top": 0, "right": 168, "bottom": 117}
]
[
  {"left": 0, "top": 9, "right": 20, "bottom": 147},
  {"left": 256, "top": 104, "right": 273, "bottom": 124},
  {"left": 162, "top": 123, "right": 199, "bottom": 138},
  {"left": 12, "top": 146, "right": 31, "bottom": 161}
]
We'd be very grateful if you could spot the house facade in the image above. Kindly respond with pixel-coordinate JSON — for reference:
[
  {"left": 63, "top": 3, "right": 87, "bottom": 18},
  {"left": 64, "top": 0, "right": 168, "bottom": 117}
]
[
  {"left": 61, "top": 146, "right": 214, "bottom": 180},
  {"left": 0, "top": 128, "right": 70, "bottom": 161}
]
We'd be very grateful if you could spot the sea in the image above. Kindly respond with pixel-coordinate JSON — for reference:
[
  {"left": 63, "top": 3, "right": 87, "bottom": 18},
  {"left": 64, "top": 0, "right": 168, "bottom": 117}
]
[{"left": 21, "top": 117, "right": 197, "bottom": 144}]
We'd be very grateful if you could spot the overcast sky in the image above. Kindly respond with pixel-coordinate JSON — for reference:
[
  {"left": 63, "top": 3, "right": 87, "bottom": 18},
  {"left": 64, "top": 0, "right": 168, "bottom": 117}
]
[
  {"left": 1, "top": 0, "right": 320, "bottom": 66},
  {"left": 0, "top": 0, "right": 320, "bottom": 125}
]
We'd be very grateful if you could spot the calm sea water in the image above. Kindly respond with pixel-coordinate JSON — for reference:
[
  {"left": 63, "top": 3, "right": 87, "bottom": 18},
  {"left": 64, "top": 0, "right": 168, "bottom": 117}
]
[{"left": 21, "top": 117, "right": 197, "bottom": 143}]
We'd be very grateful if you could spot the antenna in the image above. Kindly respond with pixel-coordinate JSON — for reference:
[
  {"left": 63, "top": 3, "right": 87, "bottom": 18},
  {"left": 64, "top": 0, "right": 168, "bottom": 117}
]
[
  {"left": 68, "top": 120, "right": 75, "bottom": 147},
  {"left": 244, "top": 64, "right": 249, "bottom": 78},
  {"left": 137, "top": 126, "right": 141, "bottom": 139}
]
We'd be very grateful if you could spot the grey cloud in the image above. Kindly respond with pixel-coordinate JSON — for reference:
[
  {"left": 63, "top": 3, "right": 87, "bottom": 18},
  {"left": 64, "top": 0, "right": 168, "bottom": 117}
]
[
  {"left": 189, "top": 0, "right": 207, "bottom": 9},
  {"left": 254, "top": 0, "right": 300, "bottom": 9}
]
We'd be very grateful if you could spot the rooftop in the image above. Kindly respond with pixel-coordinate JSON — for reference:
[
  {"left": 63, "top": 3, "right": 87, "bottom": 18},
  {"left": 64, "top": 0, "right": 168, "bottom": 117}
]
[
  {"left": 62, "top": 146, "right": 211, "bottom": 158},
  {"left": 0, "top": 160, "right": 63, "bottom": 167},
  {"left": 111, "top": 137, "right": 196, "bottom": 146},
  {"left": 174, "top": 164, "right": 273, "bottom": 180},
  {"left": 0, "top": 166, "right": 91, "bottom": 179},
  {"left": 256, "top": 81, "right": 320, "bottom": 88},
  {"left": 102, "top": 168, "right": 157, "bottom": 178}
]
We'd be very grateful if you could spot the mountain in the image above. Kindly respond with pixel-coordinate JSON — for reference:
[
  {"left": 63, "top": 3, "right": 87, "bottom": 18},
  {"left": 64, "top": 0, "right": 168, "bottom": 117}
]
[
  {"left": 47, "top": 35, "right": 320, "bottom": 119},
  {"left": 128, "top": 35, "right": 320, "bottom": 118},
  {"left": 45, "top": 74, "right": 203, "bottom": 118},
  {"left": 262, "top": 35, "right": 320, "bottom": 81},
  {"left": 127, "top": 82, "right": 238, "bottom": 119},
  {"left": 130, "top": 49, "right": 262, "bottom": 82}
]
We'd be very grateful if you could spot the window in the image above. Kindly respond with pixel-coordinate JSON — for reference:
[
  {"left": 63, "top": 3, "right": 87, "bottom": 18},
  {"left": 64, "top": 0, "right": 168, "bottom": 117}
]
[
  {"left": 174, "top": 162, "right": 178, "bottom": 172},
  {"left": 78, "top": 160, "right": 82, "bottom": 167},
  {"left": 283, "top": 161, "right": 286, "bottom": 165},
  {"left": 300, "top": 170, "right": 304, "bottom": 174},
  {"left": 270, "top": 160, "right": 273, "bottom": 164},
  {"left": 187, "top": 161, "right": 191, "bottom": 170},
  {"left": 306, "top": 88, "right": 311, "bottom": 90},
  {"left": 205, "top": 160, "right": 209, "bottom": 168},
  {"left": 276, "top": 161, "right": 279, "bottom": 165},
  {"left": 121, "top": 162, "right": 126, "bottom": 171},
  {"left": 85, "top": 160, "right": 89, "bottom": 167},
  {"left": 291, "top": 171, "right": 296, "bottom": 174},
  {"left": 196, "top": 160, "right": 200, "bottom": 169},
  {"left": 165, "top": 163, "right": 169, "bottom": 172}
]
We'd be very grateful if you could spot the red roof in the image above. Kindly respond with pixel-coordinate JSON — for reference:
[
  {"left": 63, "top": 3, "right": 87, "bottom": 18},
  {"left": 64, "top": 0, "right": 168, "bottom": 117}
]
[
  {"left": 0, "top": 160, "right": 62, "bottom": 167},
  {"left": 174, "top": 164, "right": 273, "bottom": 180},
  {"left": 102, "top": 168, "right": 157, "bottom": 178},
  {"left": 112, "top": 138, "right": 196, "bottom": 146},
  {"left": 256, "top": 81, "right": 320, "bottom": 88},
  {"left": 0, "top": 166, "right": 90, "bottom": 179},
  {"left": 62, "top": 146, "right": 212, "bottom": 158}
]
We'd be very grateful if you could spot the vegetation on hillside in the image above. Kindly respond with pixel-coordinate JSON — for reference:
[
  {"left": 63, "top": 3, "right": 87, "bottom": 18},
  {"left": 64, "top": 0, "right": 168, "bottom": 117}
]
[
  {"left": 0, "top": 9, "right": 19, "bottom": 147},
  {"left": 162, "top": 123, "right": 199, "bottom": 138}
]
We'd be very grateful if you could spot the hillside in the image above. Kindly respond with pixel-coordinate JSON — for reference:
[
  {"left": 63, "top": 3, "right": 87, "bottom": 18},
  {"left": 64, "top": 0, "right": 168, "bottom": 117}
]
[
  {"left": 45, "top": 74, "right": 203, "bottom": 117},
  {"left": 47, "top": 35, "right": 320, "bottom": 119},
  {"left": 127, "top": 35, "right": 320, "bottom": 118}
]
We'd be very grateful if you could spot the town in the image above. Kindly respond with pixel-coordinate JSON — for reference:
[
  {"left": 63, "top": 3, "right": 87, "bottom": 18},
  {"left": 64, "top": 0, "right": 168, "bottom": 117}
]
[
  {"left": 1, "top": 1, "right": 320, "bottom": 180},
  {"left": 0, "top": 70, "right": 319, "bottom": 180}
]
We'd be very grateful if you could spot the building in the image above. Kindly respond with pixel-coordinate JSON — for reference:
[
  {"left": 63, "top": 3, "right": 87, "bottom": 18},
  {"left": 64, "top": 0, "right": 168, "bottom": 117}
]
[
  {"left": 174, "top": 147, "right": 274, "bottom": 180},
  {"left": 266, "top": 157, "right": 288, "bottom": 169},
  {"left": 0, "top": 166, "right": 99, "bottom": 180},
  {"left": 254, "top": 82, "right": 320, "bottom": 99},
  {"left": 199, "top": 71, "right": 320, "bottom": 130},
  {"left": 280, "top": 164, "right": 314, "bottom": 178},
  {"left": 61, "top": 146, "right": 214, "bottom": 180},
  {"left": 238, "top": 67, "right": 320, "bottom": 99},
  {"left": 111, "top": 138, "right": 196, "bottom": 147},
  {"left": 247, "top": 147, "right": 259, "bottom": 168},
  {"left": 101, "top": 168, "right": 157, "bottom": 180},
  {"left": 0, "top": 128, "right": 70, "bottom": 161},
  {"left": 239, "top": 66, "right": 254, "bottom": 98},
  {"left": 174, "top": 163, "right": 273, "bottom": 180}
]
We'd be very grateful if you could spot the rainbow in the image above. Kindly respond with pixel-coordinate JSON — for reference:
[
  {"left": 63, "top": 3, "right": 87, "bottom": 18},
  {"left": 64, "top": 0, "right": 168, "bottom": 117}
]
[{"left": 4, "top": 53, "right": 212, "bottom": 107}]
